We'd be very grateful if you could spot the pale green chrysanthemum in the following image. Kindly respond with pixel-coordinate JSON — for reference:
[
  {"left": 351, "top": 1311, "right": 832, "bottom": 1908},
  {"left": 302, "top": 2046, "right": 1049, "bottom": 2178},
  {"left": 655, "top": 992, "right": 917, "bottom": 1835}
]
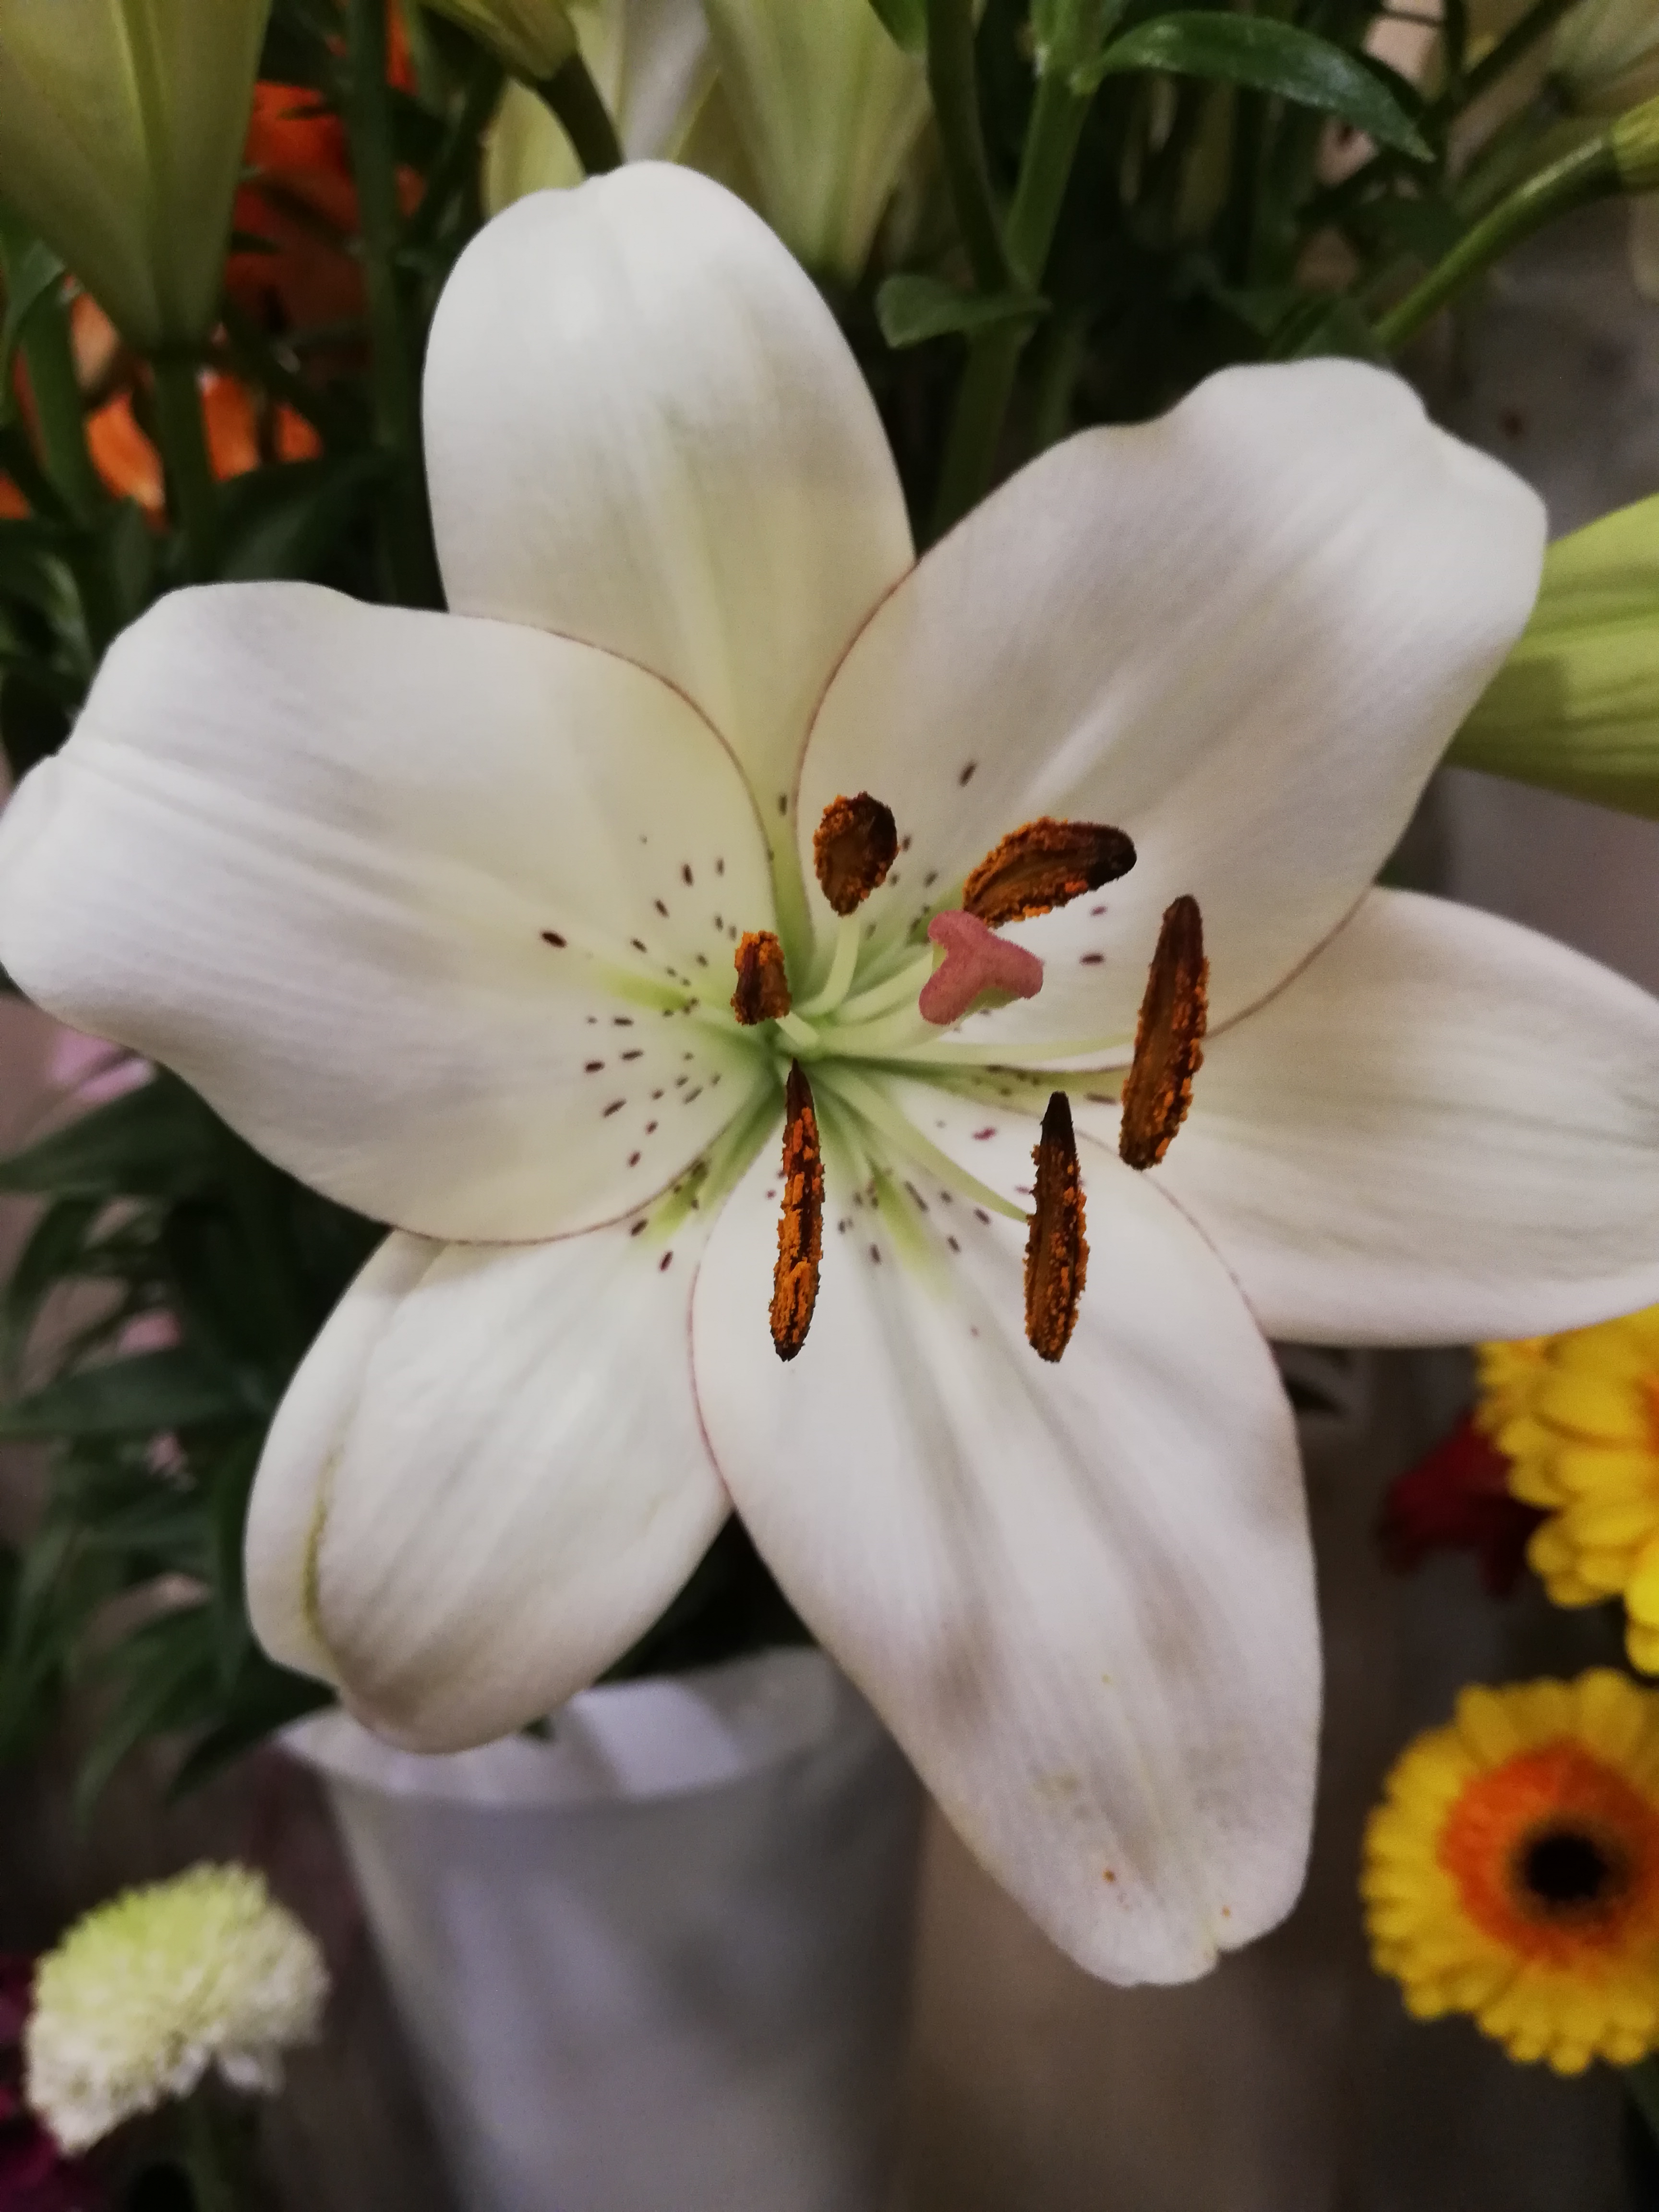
[{"left": 24, "top": 1864, "right": 328, "bottom": 2154}]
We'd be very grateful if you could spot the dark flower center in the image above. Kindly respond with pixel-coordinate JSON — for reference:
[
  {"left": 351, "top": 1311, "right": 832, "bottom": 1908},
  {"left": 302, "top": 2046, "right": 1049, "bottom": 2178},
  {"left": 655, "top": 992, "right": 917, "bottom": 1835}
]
[{"left": 1519, "top": 1825, "right": 1619, "bottom": 1911}]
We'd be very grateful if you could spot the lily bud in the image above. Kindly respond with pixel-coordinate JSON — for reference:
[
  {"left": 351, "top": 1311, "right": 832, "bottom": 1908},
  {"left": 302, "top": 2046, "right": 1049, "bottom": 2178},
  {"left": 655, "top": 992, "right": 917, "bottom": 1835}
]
[
  {"left": 483, "top": 0, "right": 738, "bottom": 208},
  {"left": 423, "top": 0, "right": 579, "bottom": 82},
  {"left": 1449, "top": 493, "right": 1659, "bottom": 819},
  {"left": 698, "top": 0, "right": 929, "bottom": 281},
  {"left": 1612, "top": 90, "right": 1659, "bottom": 190},
  {"left": 1553, "top": 0, "right": 1659, "bottom": 116},
  {"left": 0, "top": 0, "right": 270, "bottom": 350}
]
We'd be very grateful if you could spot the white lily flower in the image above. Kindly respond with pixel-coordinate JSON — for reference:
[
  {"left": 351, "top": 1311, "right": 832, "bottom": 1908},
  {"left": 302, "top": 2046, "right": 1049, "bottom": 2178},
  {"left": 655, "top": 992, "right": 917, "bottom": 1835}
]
[
  {"left": 3, "top": 167, "right": 1652, "bottom": 1987},
  {"left": 0, "top": 0, "right": 270, "bottom": 349}
]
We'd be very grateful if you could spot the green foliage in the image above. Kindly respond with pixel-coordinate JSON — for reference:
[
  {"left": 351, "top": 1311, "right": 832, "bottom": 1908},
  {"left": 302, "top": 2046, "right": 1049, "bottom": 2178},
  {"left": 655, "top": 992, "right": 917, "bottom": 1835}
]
[
  {"left": 877, "top": 272, "right": 1049, "bottom": 346},
  {"left": 1090, "top": 15, "right": 1431, "bottom": 157},
  {"left": 866, "top": 0, "right": 928, "bottom": 52},
  {"left": 0, "top": 1072, "right": 380, "bottom": 1808}
]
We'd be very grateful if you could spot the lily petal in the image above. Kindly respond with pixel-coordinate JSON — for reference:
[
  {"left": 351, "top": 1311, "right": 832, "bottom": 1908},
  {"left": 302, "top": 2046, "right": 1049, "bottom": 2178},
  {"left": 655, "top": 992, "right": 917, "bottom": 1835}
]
[
  {"left": 692, "top": 1121, "right": 1318, "bottom": 1984},
  {"left": 247, "top": 1219, "right": 729, "bottom": 1751},
  {"left": 0, "top": 583, "right": 772, "bottom": 1242},
  {"left": 1082, "top": 889, "right": 1659, "bottom": 1345},
  {"left": 425, "top": 165, "right": 914, "bottom": 831},
  {"left": 799, "top": 360, "right": 1543, "bottom": 1064}
]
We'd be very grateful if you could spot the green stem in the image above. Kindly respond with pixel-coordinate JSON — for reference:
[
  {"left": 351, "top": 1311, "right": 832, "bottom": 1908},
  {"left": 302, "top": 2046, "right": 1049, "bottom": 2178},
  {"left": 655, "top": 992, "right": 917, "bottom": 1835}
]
[
  {"left": 537, "top": 51, "right": 624, "bottom": 175},
  {"left": 217, "top": 302, "right": 347, "bottom": 444},
  {"left": 406, "top": 50, "right": 505, "bottom": 252},
  {"left": 1027, "top": 305, "right": 1088, "bottom": 454},
  {"left": 180, "top": 2091, "right": 238, "bottom": 2212},
  {"left": 930, "top": 67, "right": 1092, "bottom": 537},
  {"left": 149, "top": 353, "right": 222, "bottom": 581},
  {"left": 926, "top": 0, "right": 1011, "bottom": 292},
  {"left": 343, "top": 0, "right": 442, "bottom": 607},
  {"left": 12, "top": 294, "right": 99, "bottom": 522},
  {"left": 1446, "top": 0, "right": 1583, "bottom": 114},
  {"left": 1374, "top": 132, "right": 1619, "bottom": 350},
  {"left": 1624, "top": 2056, "right": 1659, "bottom": 2154},
  {"left": 0, "top": 246, "right": 120, "bottom": 653},
  {"left": 1006, "top": 67, "right": 1094, "bottom": 284}
]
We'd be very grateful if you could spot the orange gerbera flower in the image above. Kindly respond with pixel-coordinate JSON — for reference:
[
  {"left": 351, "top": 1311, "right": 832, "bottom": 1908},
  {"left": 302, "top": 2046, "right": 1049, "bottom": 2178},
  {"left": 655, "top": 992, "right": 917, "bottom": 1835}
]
[{"left": 1365, "top": 1671, "right": 1659, "bottom": 2072}]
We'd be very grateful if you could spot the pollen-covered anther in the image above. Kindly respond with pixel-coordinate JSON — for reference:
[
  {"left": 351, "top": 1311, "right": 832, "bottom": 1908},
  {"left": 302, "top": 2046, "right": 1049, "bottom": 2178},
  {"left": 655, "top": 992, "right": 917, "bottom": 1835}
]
[
  {"left": 770, "top": 1062, "right": 824, "bottom": 1361},
  {"left": 732, "top": 931, "right": 791, "bottom": 1025},
  {"left": 919, "top": 910, "right": 1044, "bottom": 1026},
  {"left": 1025, "top": 1091, "right": 1087, "bottom": 1363},
  {"left": 962, "top": 817, "right": 1137, "bottom": 928},
  {"left": 814, "top": 792, "right": 899, "bottom": 915},
  {"left": 1119, "top": 894, "right": 1208, "bottom": 1171}
]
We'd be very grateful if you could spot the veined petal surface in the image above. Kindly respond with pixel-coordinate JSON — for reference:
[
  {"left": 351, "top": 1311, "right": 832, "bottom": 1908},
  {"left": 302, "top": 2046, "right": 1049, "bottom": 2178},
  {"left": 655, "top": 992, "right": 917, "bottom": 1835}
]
[
  {"left": 692, "top": 1120, "right": 1317, "bottom": 1984},
  {"left": 799, "top": 360, "right": 1543, "bottom": 1065},
  {"left": 247, "top": 1219, "right": 728, "bottom": 1750},
  {"left": 425, "top": 165, "right": 914, "bottom": 830},
  {"left": 0, "top": 584, "right": 771, "bottom": 1242},
  {"left": 1088, "top": 890, "right": 1659, "bottom": 1344}
]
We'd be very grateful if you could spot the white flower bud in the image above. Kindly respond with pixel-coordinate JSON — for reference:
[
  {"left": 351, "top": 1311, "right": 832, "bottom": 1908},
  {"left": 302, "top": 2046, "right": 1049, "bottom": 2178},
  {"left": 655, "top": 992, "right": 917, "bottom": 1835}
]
[{"left": 0, "top": 0, "right": 269, "bottom": 349}]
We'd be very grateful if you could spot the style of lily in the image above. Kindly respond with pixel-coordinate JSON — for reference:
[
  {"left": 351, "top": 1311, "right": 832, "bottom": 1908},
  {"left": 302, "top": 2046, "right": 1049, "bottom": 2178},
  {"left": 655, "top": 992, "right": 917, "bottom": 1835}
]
[{"left": 6, "top": 166, "right": 1659, "bottom": 1986}]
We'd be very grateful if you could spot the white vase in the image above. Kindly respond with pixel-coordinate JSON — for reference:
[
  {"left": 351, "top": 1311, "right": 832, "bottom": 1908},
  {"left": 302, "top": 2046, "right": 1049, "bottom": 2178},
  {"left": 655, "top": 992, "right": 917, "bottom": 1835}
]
[{"left": 284, "top": 1648, "right": 923, "bottom": 2212}]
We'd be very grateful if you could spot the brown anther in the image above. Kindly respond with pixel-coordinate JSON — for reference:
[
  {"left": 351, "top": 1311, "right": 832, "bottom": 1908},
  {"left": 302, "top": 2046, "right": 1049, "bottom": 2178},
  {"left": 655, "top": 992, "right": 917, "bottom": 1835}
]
[
  {"left": 1118, "top": 895, "right": 1208, "bottom": 1170},
  {"left": 1025, "top": 1091, "right": 1088, "bottom": 1363},
  {"left": 732, "top": 931, "right": 791, "bottom": 1025},
  {"left": 771, "top": 1063, "right": 824, "bottom": 1361},
  {"left": 814, "top": 793, "right": 899, "bottom": 915},
  {"left": 962, "top": 817, "right": 1137, "bottom": 928}
]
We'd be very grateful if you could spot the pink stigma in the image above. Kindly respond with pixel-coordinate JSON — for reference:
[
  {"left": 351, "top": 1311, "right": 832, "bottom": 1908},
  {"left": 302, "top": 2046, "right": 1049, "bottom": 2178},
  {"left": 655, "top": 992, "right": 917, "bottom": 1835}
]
[{"left": 918, "top": 911, "right": 1045, "bottom": 1026}]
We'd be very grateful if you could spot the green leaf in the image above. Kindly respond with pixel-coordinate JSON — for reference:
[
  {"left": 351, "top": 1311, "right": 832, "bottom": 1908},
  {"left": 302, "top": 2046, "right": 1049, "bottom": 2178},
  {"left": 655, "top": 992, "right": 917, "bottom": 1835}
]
[
  {"left": 1, "top": 1193, "right": 104, "bottom": 1370},
  {"left": 878, "top": 273, "right": 1049, "bottom": 349},
  {"left": 866, "top": 0, "right": 926, "bottom": 52},
  {"left": 1091, "top": 14, "right": 1431, "bottom": 159},
  {"left": 76, "top": 1605, "right": 221, "bottom": 1818},
  {"left": 0, "top": 237, "right": 65, "bottom": 417},
  {"left": 0, "top": 1076, "right": 219, "bottom": 1199},
  {"left": 219, "top": 454, "right": 381, "bottom": 584},
  {"left": 168, "top": 1660, "right": 335, "bottom": 1799},
  {"left": 0, "top": 1347, "right": 258, "bottom": 1439}
]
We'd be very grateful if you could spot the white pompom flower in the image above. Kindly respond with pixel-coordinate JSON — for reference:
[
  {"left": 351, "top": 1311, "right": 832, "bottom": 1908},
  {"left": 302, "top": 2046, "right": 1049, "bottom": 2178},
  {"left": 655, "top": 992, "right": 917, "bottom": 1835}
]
[{"left": 24, "top": 1864, "right": 327, "bottom": 2156}]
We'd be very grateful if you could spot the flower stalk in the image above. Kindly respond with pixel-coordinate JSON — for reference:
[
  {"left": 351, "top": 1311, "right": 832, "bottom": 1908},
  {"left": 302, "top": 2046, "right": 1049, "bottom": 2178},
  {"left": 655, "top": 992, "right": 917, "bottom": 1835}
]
[
  {"left": 149, "top": 354, "right": 222, "bottom": 583},
  {"left": 536, "top": 50, "right": 625, "bottom": 176},
  {"left": 932, "top": 62, "right": 1094, "bottom": 536},
  {"left": 926, "top": 0, "right": 1012, "bottom": 294},
  {"left": 343, "top": 0, "right": 442, "bottom": 609},
  {"left": 1374, "top": 132, "right": 1623, "bottom": 352}
]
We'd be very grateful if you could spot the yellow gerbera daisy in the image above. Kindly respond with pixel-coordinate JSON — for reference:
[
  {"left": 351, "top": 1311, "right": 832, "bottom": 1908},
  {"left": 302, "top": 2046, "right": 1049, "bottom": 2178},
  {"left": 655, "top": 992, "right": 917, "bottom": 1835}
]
[
  {"left": 1363, "top": 1671, "right": 1659, "bottom": 2073},
  {"left": 1477, "top": 1307, "right": 1659, "bottom": 1673}
]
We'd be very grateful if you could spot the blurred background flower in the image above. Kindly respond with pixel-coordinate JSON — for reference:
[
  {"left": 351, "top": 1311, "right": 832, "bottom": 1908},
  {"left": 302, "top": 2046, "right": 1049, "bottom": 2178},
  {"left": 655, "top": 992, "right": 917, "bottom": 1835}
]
[{"left": 24, "top": 1864, "right": 327, "bottom": 2158}]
